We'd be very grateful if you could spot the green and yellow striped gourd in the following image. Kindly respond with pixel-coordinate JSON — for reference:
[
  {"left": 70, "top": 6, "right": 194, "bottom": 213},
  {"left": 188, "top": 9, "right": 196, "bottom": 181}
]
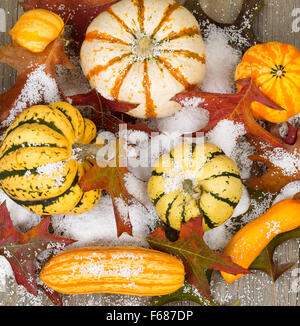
[
  {"left": 148, "top": 142, "right": 243, "bottom": 231},
  {"left": 0, "top": 102, "right": 102, "bottom": 215}
]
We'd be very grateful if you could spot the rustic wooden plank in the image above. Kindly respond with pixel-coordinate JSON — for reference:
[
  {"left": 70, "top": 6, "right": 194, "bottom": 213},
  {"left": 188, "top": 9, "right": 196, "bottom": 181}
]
[
  {"left": 0, "top": 0, "right": 24, "bottom": 97},
  {"left": 254, "top": 0, "right": 300, "bottom": 47},
  {"left": 0, "top": 0, "right": 300, "bottom": 306}
]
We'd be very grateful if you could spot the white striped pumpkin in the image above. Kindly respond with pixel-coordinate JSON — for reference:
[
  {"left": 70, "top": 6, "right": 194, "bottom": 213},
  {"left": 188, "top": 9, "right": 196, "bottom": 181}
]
[
  {"left": 80, "top": 0, "right": 206, "bottom": 119},
  {"left": 148, "top": 143, "right": 243, "bottom": 231}
]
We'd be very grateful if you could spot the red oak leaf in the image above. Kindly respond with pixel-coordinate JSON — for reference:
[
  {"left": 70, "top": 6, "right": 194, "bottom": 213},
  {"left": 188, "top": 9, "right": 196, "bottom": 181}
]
[
  {"left": 70, "top": 90, "right": 159, "bottom": 135},
  {"left": 79, "top": 139, "right": 137, "bottom": 237},
  {"left": 71, "top": 90, "right": 158, "bottom": 237},
  {"left": 172, "top": 78, "right": 287, "bottom": 149},
  {"left": 147, "top": 217, "right": 250, "bottom": 300},
  {"left": 280, "top": 123, "right": 298, "bottom": 145},
  {"left": 21, "top": 0, "right": 118, "bottom": 46},
  {"left": 38, "top": 282, "right": 64, "bottom": 306},
  {"left": 0, "top": 202, "right": 75, "bottom": 303},
  {"left": 0, "top": 39, "right": 73, "bottom": 126},
  {"left": 99, "top": 95, "right": 139, "bottom": 115}
]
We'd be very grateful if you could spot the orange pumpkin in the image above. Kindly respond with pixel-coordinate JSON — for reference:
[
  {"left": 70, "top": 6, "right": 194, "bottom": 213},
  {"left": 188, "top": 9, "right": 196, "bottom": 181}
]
[
  {"left": 9, "top": 9, "right": 65, "bottom": 53},
  {"left": 235, "top": 42, "right": 300, "bottom": 123}
]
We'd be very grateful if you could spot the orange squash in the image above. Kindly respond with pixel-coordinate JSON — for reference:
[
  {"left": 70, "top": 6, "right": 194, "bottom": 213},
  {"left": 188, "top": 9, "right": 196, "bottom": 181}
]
[
  {"left": 221, "top": 198, "right": 300, "bottom": 284},
  {"left": 235, "top": 42, "right": 300, "bottom": 123},
  {"left": 9, "top": 9, "right": 64, "bottom": 53},
  {"left": 40, "top": 246, "right": 185, "bottom": 296}
]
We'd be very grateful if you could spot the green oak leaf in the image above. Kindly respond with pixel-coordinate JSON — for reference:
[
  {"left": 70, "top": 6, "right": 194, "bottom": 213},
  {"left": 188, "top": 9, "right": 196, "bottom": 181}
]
[
  {"left": 229, "top": 185, "right": 278, "bottom": 233},
  {"left": 250, "top": 227, "right": 300, "bottom": 282},
  {"left": 147, "top": 218, "right": 249, "bottom": 301},
  {"left": 150, "top": 281, "right": 219, "bottom": 306}
]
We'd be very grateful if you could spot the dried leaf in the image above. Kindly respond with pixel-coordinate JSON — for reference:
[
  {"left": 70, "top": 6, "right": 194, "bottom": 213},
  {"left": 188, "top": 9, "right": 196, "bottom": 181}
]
[
  {"left": 173, "top": 78, "right": 286, "bottom": 148},
  {"left": 147, "top": 217, "right": 250, "bottom": 300},
  {"left": 247, "top": 128, "right": 300, "bottom": 193},
  {"left": 0, "top": 202, "right": 75, "bottom": 302},
  {"left": 150, "top": 280, "right": 219, "bottom": 306},
  {"left": 99, "top": 94, "right": 139, "bottom": 114},
  {"left": 70, "top": 90, "right": 158, "bottom": 135},
  {"left": 229, "top": 185, "right": 277, "bottom": 234},
  {"left": 71, "top": 90, "right": 159, "bottom": 237},
  {"left": 0, "top": 39, "right": 73, "bottom": 125},
  {"left": 79, "top": 139, "right": 136, "bottom": 237},
  {"left": 38, "top": 282, "right": 63, "bottom": 306},
  {"left": 250, "top": 225, "right": 300, "bottom": 283}
]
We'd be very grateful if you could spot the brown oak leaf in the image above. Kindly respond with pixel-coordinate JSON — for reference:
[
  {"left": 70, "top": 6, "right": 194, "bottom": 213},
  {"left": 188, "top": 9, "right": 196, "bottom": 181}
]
[
  {"left": 71, "top": 90, "right": 158, "bottom": 237},
  {"left": 79, "top": 139, "right": 141, "bottom": 237},
  {"left": 246, "top": 126, "right": 300, "bottom": 193},
  {"left": 70, "top": 90, "right": 158, "bottom": 135},
  {"left": 0, "top": 202, "right": 75, "bottom": 304},
  {"left": 172, "top": 78, "right": 287, "bottom": 148},
  {"left": 0, "top": 39, "right": 73, "bottom": 126},
  {"left": 147, "top": 217, "right": 250, "bottom": 300}
]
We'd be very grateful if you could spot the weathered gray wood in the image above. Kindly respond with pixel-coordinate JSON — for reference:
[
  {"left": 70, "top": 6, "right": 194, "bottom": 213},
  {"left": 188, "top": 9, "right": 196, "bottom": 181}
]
[
  {"left": 0, "top": 0, "right": 300, "bottom": 306},
  {"left": 0, "top": 0, "right": 22, "bottom": 95}
]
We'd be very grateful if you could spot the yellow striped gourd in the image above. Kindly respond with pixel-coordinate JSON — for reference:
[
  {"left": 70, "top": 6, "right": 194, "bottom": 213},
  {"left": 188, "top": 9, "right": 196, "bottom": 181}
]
[
  {"left": 148, "top": 142, "right": 243, "bottom": 231},
  {"left": 0, "top": 102, "right": 102, "bottom": 215}
]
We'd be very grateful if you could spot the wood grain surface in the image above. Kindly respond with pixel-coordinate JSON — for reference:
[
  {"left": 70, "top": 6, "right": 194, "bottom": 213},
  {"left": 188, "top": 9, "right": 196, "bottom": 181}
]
[{"left": 0, "top": 0, "right": 300, "bottom": 306}]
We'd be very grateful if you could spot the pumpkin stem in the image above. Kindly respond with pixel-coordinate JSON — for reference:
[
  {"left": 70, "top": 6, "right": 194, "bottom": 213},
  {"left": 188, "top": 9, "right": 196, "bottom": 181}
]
[
  {"left": 72, "top": 143, "right": 102, "bottom": 161},
  {"left": 182, "top": 179, "right": 203, "bottom": 200},
  {"left": 133, "top": 36, "right": 155, "bottom": 60}
]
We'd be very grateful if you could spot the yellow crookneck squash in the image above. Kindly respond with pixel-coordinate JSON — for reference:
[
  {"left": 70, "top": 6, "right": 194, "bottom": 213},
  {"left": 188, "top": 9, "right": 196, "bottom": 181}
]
[
  {"left": 80, "top": 0, "right": 206, "bottom": 119},
  {"left": 0, "top": 102, "right": 102, "bottom": 215},
  {"left": 9, "top": 9, "right": 65, "bottom": 53},
  {"left": 221, "top": 198, "right": 300, "bottom": 284},
  {"left": 235, "top": 41, "right": 300, "bottom": 123},
  {"left": 148, "top": 142, "right": 243, "bottom": 231}
]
